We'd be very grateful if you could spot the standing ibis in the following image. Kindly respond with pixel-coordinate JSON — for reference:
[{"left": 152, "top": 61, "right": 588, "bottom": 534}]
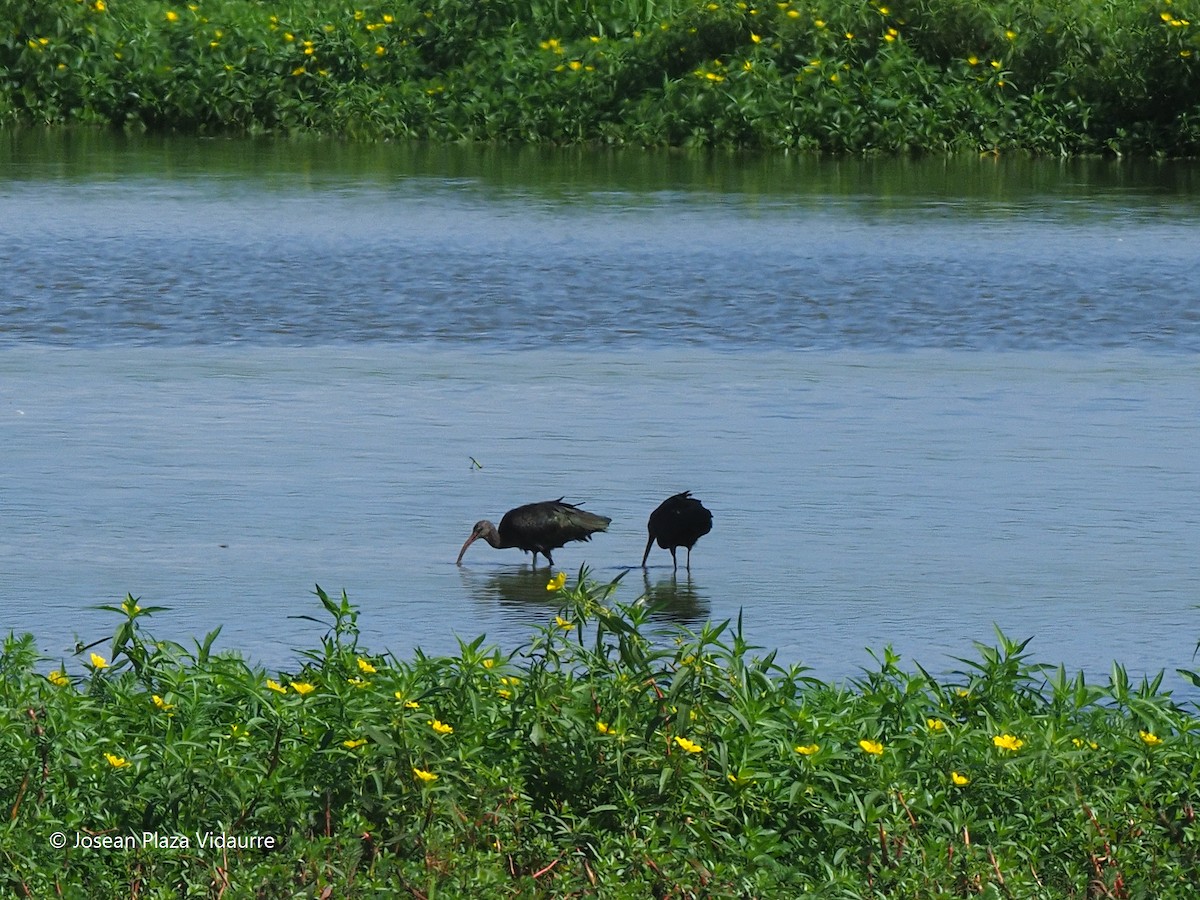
[
  {"left": 642, "top": 491, "right": 713, "bottom": 572},
  {"left": 456, "top": 498, "right": 611, "bottom": 567}
]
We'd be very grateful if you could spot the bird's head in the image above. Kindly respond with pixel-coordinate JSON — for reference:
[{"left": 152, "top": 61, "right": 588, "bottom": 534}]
[{"left": 456, "top": 520, "right": 499, "bottom": 564}]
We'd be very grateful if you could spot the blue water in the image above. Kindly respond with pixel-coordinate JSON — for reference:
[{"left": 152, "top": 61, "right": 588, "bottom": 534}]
[{"left": 2, "top": 135, "right": 1199, "bottom": 697}]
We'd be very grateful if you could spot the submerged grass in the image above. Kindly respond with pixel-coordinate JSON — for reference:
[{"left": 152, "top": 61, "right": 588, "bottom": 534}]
[
  {"left": 1, "top": 0, "right": 1199, "bottom": 153},
  {"left": 3, "top": 572, "right": 1200, "bottom": 897}
]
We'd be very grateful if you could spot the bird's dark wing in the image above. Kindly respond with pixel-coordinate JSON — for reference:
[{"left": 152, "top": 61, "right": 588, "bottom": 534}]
[{"left": 500, "top": 499, "right": 610, "bottom": 551}]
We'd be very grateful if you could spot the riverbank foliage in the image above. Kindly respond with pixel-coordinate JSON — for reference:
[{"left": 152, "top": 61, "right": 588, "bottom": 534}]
[
  {"left": 1, "top": 0, "right": 1198, "bottom": 154},
  {"left": 3, "top": 574, "right": 1200, "bottom": 897}
]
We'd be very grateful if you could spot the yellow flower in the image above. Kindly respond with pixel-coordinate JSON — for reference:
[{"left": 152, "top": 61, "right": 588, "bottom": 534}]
[
  {"left": 814, "top": 18, "right": 825, "bottom": 27},
  {"left": 1005, "top": 28, "right": 1017, "bottom": 40},
  {"left": 230, "top": 724, "right": 247, "bottom": 738},
  {"left": 383, "top": 13, "right": 394, "bottom": 23},
  {"left": 554, "top": 615, "right": 574, "bottom": 631},
  {"left": 104, "top": 753, "right": 128, "bottom": 768},
  {"left": 674, "top": 736, "right": 703, "bottom": 753},
  {"left": 152, "top": 694, "right": 174, "bottom": 711},
  {"left": 967, "top": 55, "right": 979, "bottom": 66},
  {"left": 951, "top": 771, "right": 970, "bottom": 786},
  {"left": 497, "top": 689, "right": 512, "bottom": 699},
  {"left": 284, "top": 32, "right": 294, "bottom": 41},
  {"left": 787, "top": 8, "right": 799, "bottom": 16},
  {"left": 1139, "top": 730, "right": 1162, "bottom": 746},
  {"left": 1161, "top": 11, "right": 1173, "bottom": 21},
  {"left": 596, "top": 721, "right": 613, "bottom": 735},
  {"left": 482, "top": 658, "right": 495, "bottom": 669},
  {"left": 705, "top": 72, "right": 725, "bottom": 82},
  {"left": 357, "top": 657, "right": 377, "bottom": 675},
  {"left": 413, "top": 767, "right": 438, "bottom": 783},
  {"left": 47, "top": 670, "right": 70, "bottom": 687},
  {"left": 375, "top": 44, "right": 386, "bottom": 56},
  {"left": 859, "top": 739, "right": 884, "bottom": 756},
  {"left": 794, "top": 743, "right": 820, "bottom": 755},
  {"left": 878, "top": 4, "right": 890, "bottom": 12},
  {"left": 750, "top": 32, "right": 761, "bottom": 43},
  {"left": 291, "top": 681, "right": 315, "bottom": 696},
  {"left": 291, "top": 66, "right": 306, "bottom": 76},
  {"left": 927, "top": 718, "right": 946, "bottom": 732},
  {"left": 267, "top": 679, "right": 288, "bottom": 694},
  {"left": 347, "top": 677, "right": 369, "bottom": 688},
  {"left": 343, "top": 738, "right": 367, "bottom": 749},
  {"left": 429, "top": 719, "right": 453, "bottom": 735},
  {"left": 395, "top": 692, "right": 420, "bottom": 708},
  {"left": 89, "top": 653, "right": 109, "bottom": 670},
  {"left": 92, "top": 0, "right": 105, "bottom": 10},
  {"left": 990, "top": 59, "right": 1001, "bottom": 69},
  {"left": 993, "top": 734, "right": 1024, "bottom": 752},
  {"left": 166, "top": 10, "right": 179, "bottom": 22},
  {"left": 568, "top": 59, "right": 582, "bottom": 71},
  {"left": 1072, "top": 737, "right": 1099, "bottom": 750},
  {"left": 546, "top": 572, "right": 567, "bottom": 591}
]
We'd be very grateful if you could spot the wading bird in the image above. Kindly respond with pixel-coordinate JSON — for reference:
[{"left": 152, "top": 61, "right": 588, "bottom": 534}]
[
  {"left": 456, "top": 498, "right": 611, "bottom": 567},
  {"left": 642, "top": 491, "right": 713, "bottom": 572}
]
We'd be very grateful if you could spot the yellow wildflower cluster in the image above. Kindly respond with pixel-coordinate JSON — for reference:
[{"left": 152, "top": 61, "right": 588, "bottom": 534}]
[{"left": 992, "top": 734, "right": 1024, "bottom": 752}]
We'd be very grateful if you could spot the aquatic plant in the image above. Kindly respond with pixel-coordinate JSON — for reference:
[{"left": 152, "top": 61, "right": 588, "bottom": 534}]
[
  {"left": 0, "top": 0, "right": 1197, "bottom": 153},
  {"left": 3, "top": 572, "right": 1200, "bottom": 895}
]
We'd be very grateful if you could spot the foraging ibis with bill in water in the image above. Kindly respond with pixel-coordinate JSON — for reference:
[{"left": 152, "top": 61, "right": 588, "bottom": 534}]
[
  {"left": 456, "top": 498, "right": 611, "bottom": 567},
  {"left": 642, "top": 491, "right": 712, "bottom": 571}
]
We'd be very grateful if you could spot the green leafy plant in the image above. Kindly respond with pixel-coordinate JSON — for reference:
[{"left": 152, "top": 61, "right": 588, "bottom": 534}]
[{"left": 2, "top": 573, "right": 1199, "bottom": 896}]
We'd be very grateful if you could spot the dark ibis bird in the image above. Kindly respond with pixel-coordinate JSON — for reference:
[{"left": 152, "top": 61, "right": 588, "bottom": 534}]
[
  {"left": 456, "top": 498, "right": 611, "bottom": 567},
  {"left": 642, "top": 491, "right": 713, "bottom": 571}
]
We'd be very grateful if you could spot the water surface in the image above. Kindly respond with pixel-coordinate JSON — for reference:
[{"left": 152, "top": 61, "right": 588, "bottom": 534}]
[{"left": 2, "top": 133, "right": 1198, "bottom": 695}]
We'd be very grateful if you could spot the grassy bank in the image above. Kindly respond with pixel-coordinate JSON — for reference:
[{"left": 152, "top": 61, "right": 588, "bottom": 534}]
[
  {"left": 2, "top": 0, "right": 1199, "bottom": 154},
  {"left": 2, "top": 572, "right": 1199, "bottom": 897}
]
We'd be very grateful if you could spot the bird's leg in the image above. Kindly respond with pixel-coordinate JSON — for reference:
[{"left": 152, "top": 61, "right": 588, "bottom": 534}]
[
  {"left": 670, "top": 548, "right": 679, "bottom": 572},
  {"left": 545, "top": 551, "right": 554, "bottom": 567},
  {"left": 686, "top": 547, "right": 692, "bottom": 571}
]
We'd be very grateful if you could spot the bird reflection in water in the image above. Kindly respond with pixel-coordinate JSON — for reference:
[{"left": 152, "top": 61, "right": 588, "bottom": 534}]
[
  {"left": 457, "top": 567, "right": 710, "bottom": 630},
  {"left": 636, "top": 569, "right": 710, "bottom": 627}
]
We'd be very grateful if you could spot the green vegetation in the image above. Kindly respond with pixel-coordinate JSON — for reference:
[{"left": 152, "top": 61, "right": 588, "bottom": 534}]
[
  {"left": 3, "top": 572, "right": 1200, "bottom": 897},
  {"left": 1, "top": 0, "right": 1199, "bottom": 153}
]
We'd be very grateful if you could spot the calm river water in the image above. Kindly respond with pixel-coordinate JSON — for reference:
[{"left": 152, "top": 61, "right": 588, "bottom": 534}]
[{"left": 2, "top": 132, "right": 1199, "bottom": 695}]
